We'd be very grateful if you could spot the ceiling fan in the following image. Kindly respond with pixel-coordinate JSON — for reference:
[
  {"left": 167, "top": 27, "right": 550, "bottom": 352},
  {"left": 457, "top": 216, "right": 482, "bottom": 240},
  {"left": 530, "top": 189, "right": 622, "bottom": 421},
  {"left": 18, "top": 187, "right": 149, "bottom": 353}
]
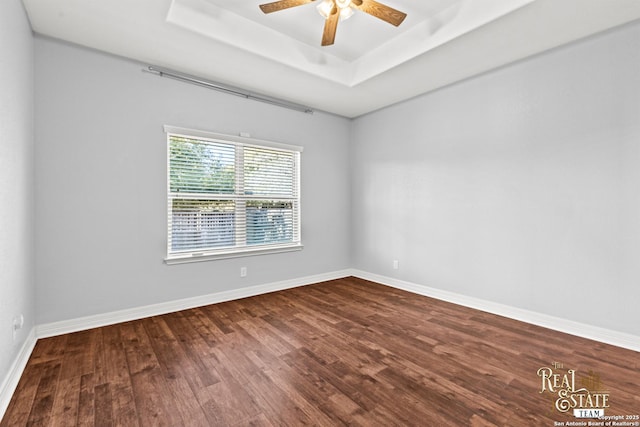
[{"left": 259, "top": 0, "right": 407, "bottom": 46}]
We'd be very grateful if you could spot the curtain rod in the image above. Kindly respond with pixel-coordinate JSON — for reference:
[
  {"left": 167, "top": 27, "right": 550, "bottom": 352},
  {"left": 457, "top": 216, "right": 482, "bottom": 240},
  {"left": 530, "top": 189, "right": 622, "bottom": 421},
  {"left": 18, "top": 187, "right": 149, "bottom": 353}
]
[{"left": 143, "top": 66, "right": 314, "bottom": 115}]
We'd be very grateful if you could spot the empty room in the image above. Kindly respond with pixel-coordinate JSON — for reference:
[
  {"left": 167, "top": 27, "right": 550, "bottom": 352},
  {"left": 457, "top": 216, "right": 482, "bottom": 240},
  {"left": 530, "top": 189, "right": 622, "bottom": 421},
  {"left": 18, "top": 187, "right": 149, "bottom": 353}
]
[{"left": 1, "top": 0, "right": 639, "bottom": 425}]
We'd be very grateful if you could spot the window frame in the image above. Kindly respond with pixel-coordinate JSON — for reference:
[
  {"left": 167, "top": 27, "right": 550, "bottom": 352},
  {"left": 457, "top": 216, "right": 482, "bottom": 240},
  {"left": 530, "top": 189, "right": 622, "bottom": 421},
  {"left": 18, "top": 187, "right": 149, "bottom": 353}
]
[{"left": 164, "top": 125, "right": 303, "bottom": 265}]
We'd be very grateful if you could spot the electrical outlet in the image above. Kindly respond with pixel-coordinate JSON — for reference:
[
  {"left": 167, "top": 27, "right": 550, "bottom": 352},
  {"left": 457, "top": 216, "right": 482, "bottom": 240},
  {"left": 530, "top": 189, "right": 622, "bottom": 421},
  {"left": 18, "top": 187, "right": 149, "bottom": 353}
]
[
  {"left": 393, "top": 260, "right": 399, "bottom": 270},
  {"left": 240, "top": 267, "right": 247, "bottom": 277},
  {"left": 12, "top": 314, "right": 24, "bottom": 341}
]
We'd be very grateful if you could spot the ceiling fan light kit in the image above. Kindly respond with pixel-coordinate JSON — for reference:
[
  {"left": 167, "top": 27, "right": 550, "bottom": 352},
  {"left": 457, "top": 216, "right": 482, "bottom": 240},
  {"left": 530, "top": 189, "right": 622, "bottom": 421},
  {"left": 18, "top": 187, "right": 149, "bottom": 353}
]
[
  {"left": 339, "top": 6, "right": 354, "bottom": 20},
  {"left": 259, "top": 0, "right": 406, "bottom": 46},
  {"left": 316, "top": 0, "right": 334, "bottom": 19},
  {"left": 318, "top": 0, "right": 354, "bottom": 18}
]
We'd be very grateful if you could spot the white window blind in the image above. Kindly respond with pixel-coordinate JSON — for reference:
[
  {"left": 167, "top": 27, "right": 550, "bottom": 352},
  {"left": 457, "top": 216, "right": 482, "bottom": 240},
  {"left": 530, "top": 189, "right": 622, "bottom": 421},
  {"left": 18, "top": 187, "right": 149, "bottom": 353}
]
[{"left": 165, "top": 126, "right": 302, "bottom": 263}]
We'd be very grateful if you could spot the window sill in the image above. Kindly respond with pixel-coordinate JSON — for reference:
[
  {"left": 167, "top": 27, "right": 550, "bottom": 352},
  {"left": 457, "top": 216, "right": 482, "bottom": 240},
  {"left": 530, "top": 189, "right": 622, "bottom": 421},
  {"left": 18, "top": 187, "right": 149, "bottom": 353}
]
[{"left": 164, "top": 244, "right": 304, "bottom": 265}]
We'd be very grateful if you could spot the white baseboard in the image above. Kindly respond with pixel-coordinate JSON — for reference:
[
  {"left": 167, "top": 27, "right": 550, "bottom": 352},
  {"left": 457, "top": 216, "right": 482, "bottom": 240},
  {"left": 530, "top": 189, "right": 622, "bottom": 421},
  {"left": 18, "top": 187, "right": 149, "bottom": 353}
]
[
  {"left": 351, "top": 269, "right": 640, "bottom": 353},
  {"left": 3, "top": 268, "right": 639, "bottom": 422},
  {"left": 0, "top": 327, "right": 37, "bottom": 421},
  {"left": 36, "top": 269, "right": 353, "bottom": 339},
  {"left": 33, "top": 267, "right": 640, "bottom": 349}
]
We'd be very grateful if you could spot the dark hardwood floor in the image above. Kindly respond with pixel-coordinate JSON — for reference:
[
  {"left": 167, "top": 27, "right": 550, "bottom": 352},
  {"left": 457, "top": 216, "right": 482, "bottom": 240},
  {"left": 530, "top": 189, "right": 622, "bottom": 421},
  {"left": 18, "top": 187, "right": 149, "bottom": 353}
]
[{"left": 2, "top": 277, "right": 639, "bottom": 426}]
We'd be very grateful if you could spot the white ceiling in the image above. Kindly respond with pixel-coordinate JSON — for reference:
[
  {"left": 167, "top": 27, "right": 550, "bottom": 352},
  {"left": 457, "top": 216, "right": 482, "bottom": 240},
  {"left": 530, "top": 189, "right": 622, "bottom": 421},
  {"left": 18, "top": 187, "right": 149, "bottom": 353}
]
[{"left": 22, "top": 0, "right": 640, "bottom": 118}]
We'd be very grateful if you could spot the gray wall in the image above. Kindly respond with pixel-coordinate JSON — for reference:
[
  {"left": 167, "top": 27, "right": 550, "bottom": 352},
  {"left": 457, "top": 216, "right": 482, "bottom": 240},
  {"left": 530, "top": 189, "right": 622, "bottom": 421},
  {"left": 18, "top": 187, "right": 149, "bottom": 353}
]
[
  {"left": 351, "top": 21, "right": 640, "bottom": 335},
  {"left": 34, "top": 37, "right": 352, "bottom": 324},
  {"left": 25, "top": 17, "right": 640, "bottom": 335},
  {"left": 0, "top": 0, "right": 35, "bottom": 389}
]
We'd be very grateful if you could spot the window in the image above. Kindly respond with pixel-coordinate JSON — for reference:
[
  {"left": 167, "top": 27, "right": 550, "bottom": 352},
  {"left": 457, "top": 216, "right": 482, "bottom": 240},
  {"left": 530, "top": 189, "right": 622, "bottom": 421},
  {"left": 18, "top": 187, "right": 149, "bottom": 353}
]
[{"left": 164, "top": 126, "right": 302, "bottom": 264}]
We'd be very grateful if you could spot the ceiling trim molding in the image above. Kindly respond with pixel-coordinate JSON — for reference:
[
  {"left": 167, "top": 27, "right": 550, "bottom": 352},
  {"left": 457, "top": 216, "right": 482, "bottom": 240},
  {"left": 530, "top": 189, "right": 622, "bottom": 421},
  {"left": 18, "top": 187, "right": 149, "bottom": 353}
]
[{"left": 167, "top": 0, "right": 535, "bottom": 87}]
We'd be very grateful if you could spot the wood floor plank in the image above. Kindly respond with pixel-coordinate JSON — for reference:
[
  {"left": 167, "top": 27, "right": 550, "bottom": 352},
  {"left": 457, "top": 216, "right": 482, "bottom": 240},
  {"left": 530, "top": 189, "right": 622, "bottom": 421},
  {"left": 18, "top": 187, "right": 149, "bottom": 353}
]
[
  {"left": 3, "top": 277, "right": 639, "bottom": 426},
  {"left": 93, "top": 383, "right": 112, "bottom": 427},
  {"left": 26, "top": 361, "right": 61, "bottom": 426},
  {"left": 204, "top": 349, "right": 271, "bottom": 425},
  {"left": 160, "top": 312, "right": 221, "bottom": 387},
  {"left": 141, "top": 316, "right": 212, "bottom": 426},
  {"left": 119, "top": 322, "right": 184, "bottom": 427},
  {"left": 76, "top": 373, "right": 95, "bottom": 426},
  {"left": 0, "top": 358, "right": 46, "bottom": 427},
  {"left": 49, "top": 376, "right": 81, "bottom": 427},
  {"left": 101, "top": 324, "right": 139, "bottom": 427}
]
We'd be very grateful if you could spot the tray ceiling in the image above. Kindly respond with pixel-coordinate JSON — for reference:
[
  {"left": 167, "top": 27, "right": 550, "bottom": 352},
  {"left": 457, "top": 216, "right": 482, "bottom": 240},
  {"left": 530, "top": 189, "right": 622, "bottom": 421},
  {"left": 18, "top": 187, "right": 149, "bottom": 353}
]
[{"left": 22, "top": 0, "right": 640, "bottom": 117}]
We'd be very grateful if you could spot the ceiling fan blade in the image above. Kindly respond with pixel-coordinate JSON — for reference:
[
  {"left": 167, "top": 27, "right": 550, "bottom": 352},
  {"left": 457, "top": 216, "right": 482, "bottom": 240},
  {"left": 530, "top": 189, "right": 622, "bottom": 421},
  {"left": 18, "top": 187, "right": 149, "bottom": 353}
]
[
  {"left": 351, "top": 0, "right": 406, "bottom": 26},
  {"left": 321, "top": 5, "right": 339, "bottom": 46},
  {"left": 259, "top": 0, "right": 315, "bottom": 14}
]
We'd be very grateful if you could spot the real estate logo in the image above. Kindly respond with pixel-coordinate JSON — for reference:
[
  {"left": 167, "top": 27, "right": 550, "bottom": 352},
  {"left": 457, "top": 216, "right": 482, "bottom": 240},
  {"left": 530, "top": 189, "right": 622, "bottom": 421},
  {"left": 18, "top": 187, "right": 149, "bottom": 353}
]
[{"left": 538, "top": 361, "right": 610, "bottom": 419}]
